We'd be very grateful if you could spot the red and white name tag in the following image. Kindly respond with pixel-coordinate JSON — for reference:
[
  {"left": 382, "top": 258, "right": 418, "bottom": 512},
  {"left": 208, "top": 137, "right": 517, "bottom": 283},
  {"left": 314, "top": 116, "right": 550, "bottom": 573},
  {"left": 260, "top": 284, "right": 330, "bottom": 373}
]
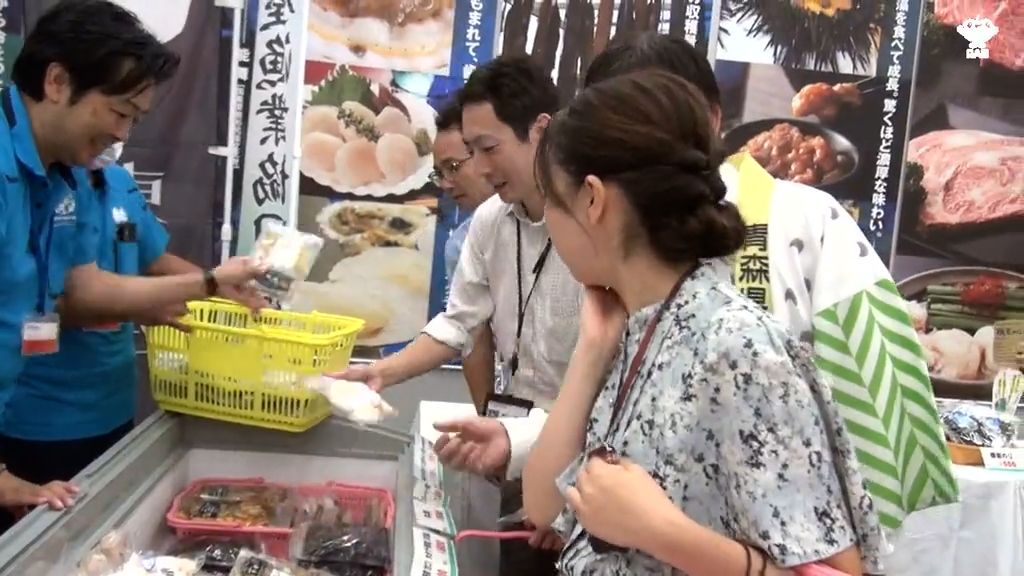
[{"left": 21, "top": 314, "right": 60, "bottom": 357}]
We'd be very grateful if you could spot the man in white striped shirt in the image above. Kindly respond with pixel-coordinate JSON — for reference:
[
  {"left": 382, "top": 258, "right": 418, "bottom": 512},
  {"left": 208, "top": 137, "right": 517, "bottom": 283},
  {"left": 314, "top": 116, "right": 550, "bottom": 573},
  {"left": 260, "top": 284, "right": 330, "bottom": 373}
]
[
  {"left": 339, "top": 55, "right": 580, "bottom": 413},
  {"left": 337, "top": 55, "right": 579, "bottom": 574}
]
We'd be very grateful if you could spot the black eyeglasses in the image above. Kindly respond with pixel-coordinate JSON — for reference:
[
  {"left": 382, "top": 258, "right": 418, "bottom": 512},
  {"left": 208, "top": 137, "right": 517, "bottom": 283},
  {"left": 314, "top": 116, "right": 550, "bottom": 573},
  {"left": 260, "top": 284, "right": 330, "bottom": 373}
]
[{"left": 429, "top": 151, "right": 473, "bottom": 186}]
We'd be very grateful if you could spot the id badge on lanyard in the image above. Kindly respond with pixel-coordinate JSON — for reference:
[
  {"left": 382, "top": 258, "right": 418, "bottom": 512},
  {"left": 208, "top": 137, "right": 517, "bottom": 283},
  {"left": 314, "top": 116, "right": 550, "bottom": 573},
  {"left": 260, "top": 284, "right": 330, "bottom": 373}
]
[
  {"left": 483, "top": 392, "right": 533, "bottom": 419},
  {"left": 22, "top": 313, "right": 60, "bottom": 356}
]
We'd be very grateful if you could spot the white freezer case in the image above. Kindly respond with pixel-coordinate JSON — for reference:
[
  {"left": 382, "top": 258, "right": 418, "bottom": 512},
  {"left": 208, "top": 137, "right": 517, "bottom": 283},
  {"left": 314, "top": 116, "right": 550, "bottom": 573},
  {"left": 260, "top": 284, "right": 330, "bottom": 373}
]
[{"left": 0, "top": 404, "right": 499, "bottom": 575}]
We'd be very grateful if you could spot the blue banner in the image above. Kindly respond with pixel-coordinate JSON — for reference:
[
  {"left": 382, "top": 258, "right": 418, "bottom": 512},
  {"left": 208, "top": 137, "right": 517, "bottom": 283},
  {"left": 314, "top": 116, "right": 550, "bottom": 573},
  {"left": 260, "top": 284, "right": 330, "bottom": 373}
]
[{"left": 451, "top": 0, "right": 499, "bottom": 81}]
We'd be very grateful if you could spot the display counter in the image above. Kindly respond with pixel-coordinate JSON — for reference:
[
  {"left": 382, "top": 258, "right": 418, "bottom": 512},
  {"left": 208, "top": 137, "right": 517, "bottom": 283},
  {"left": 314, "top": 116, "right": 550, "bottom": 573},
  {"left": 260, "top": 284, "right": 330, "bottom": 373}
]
[{"left": 0, "top": 369, "right": 500, "bottom": 576}]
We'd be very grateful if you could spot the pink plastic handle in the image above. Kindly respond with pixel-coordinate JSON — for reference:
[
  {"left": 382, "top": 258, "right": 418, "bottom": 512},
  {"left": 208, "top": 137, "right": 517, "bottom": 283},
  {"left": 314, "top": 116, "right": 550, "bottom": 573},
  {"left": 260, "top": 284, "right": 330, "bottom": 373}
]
[{"left": 454, "top": 530, "right": 534, "bottom": 543}]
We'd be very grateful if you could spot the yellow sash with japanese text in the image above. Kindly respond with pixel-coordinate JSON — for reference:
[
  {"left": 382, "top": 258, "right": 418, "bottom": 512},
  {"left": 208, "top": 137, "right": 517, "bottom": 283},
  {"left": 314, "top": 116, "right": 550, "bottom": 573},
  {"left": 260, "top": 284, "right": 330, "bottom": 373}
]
[{"left": 727, "top": 152, "right": 774, "bottom": 313}]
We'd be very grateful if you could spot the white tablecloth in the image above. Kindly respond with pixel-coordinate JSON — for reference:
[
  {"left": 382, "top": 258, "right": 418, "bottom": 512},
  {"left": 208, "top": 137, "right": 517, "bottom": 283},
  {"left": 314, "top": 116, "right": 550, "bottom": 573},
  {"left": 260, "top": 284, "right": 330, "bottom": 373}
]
[{"left": 885, "top": 465, "right": 1024, "bottom": 575}]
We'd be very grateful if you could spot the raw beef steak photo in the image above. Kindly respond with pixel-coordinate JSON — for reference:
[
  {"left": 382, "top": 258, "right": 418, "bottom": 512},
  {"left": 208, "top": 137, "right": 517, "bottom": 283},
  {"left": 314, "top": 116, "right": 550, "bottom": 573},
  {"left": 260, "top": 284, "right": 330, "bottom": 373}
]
[{"left": 906, "top": 129, "right": 1024, "bottom": 229}]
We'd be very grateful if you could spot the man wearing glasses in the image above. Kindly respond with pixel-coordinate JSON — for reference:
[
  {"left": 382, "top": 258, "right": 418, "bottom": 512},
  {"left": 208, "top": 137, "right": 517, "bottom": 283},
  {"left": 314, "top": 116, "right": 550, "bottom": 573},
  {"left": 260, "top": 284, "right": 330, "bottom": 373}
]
[{"left": 431, "top": 102, "right": 495, "bottom": 288}]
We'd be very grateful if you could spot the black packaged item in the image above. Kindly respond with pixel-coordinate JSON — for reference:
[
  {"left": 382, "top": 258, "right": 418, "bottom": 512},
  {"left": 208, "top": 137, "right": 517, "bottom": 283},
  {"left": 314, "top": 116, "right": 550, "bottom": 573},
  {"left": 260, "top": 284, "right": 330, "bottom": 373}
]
[
  {"left": 229, "top": 551, "right": 303, "bottom": 576},
  {"left": 296, "top": 561, "right": 384, "bottom": 576},
  {"left": 169, "top": 536, "right": 260, "bottom": 574},
  {"left": 295, "top": 524, "right": 391, "bottom": 569},
  {"left": 940, "top": 404, "right": 1017, "bottom": 448}
]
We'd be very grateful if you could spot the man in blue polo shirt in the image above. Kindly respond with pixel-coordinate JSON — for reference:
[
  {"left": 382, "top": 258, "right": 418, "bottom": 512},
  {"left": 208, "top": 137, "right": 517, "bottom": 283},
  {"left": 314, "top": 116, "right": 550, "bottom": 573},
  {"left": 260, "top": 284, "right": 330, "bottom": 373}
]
[
  {"left": 1, "top": 145, "right": 200, "bottom": 493},
  {"left": 0, "top": 0, "right": 266, "bottom": 511},
  {"left": 0, "top": 145, "right": 211, "bottom": 530}
]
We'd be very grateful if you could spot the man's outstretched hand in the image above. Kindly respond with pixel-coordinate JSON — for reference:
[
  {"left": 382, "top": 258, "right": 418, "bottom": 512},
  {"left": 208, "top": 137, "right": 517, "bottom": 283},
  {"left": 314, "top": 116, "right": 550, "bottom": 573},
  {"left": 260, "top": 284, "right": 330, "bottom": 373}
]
[{"left": 433, "top": 417, "right": 512, "bottom": 477}]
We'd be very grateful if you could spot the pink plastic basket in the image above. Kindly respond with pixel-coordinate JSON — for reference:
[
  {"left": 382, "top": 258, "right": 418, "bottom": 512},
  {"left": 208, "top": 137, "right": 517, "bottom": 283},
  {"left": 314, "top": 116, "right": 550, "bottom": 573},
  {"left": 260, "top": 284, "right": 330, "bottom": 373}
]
[{"left": 166, "top": 477, "right": 395, "bottom": 560}]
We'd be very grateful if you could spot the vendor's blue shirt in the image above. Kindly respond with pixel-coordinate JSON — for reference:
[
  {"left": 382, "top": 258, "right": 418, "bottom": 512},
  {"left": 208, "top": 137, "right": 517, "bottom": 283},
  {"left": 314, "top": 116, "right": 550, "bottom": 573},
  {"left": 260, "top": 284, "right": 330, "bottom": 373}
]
[
  {"left": 0, "top": 86, "right": 100, "bottom": 421},
  {"left": 4, "top": 164, "right": 168, "bottom": 440}
]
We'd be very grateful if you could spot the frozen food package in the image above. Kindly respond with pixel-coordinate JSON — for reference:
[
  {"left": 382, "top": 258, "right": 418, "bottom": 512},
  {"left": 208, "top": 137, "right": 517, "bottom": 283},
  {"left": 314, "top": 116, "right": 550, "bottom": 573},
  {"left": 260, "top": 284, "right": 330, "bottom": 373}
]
[
  {"left": 168, "top": 535, "right": 261, "bottom": 574},
  {"left": 294, "top": 495, "right": 341, "bottom": 528},
  {"left": 249, "top": 221, "right": 325, "bottom": 301},
  {"left": 304, "top": 375, "right": 397, "bottom": 425},
  {"left": 290, "top": 521, "right": 392, "bottom": 570},
  {"left": 940, "top": 403, "right": 1019, "bottom": 447},
  {"left": 80, "top": 552, "right": 199, "bottom": 576},
  {"left": 75, "top": 530, "right": 135, "bottom": 576},
  {"left": 193, "top": 483, "right": 291, "bottom": 505},
  {"left": 177, "top": 483, "right": 295, "bottom": 528},
  {"left": 295, "top": 562, "right": 384, "bottom": 576},
  {"left": 228, "top": 550, "right": 331, "bottom": 576}
]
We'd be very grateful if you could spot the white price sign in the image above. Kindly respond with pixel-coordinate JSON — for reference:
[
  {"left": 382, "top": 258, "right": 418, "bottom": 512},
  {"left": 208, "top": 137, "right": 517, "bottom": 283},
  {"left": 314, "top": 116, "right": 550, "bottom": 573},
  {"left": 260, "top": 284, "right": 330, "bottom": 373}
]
[
  {"left": 413, "top": 479, "right": 448, "bottom": 505},
  {"left": 980, "top": 447, "right": 1024, "bottom": 472},
  {"left": 413, "top": 499, "right": 457, "bottom": 536},
  {"left": 411, "top": 527, "right": 458, "bottom": 576},
  {"left": 414, "top": 436, "right": 444, "bottom": 486}
]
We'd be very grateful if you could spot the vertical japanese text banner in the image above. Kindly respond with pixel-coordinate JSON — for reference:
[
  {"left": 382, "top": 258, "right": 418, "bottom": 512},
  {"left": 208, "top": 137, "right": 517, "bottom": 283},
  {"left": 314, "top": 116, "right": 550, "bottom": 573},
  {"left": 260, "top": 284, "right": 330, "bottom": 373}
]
[
  {"left": 451, "top": 0, "right": 499, "bottom": 80},
  {"left": 870, "top": 0, "right": 921, "bottom": 264},
  {"left": 236, "top": 0, "right": 306, "bottom": 254}
]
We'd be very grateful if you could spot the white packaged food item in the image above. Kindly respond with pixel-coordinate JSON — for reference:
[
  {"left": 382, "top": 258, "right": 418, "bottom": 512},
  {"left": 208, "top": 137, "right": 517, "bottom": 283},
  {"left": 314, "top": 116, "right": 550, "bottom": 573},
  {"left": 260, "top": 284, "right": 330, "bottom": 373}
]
[
  {"left": 249, "top": 222, "right": 325, "bottom": 302},
  {"left": 75, "top": 530, "right": 134, "bottom": 576},
  {"left": 305, "top": 375, "right": 397, "bottom": 425},
  {"left": 80, "top": 552, "right": 198, "bottom": 576}
]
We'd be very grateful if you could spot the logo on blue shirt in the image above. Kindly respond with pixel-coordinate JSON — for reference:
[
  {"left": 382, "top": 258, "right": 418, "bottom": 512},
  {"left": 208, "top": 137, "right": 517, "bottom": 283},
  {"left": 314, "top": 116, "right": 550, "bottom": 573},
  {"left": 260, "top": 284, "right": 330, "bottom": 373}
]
[{"left": 53, "top": 193, "right": 77, "bottom": 226}]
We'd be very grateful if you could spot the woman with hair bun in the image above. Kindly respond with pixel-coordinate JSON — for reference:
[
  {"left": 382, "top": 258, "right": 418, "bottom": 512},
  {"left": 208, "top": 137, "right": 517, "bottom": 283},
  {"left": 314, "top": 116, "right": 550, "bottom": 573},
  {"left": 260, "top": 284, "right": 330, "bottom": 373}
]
[{"left": 521, "top": 70, "right": 885, "bottom": 576}]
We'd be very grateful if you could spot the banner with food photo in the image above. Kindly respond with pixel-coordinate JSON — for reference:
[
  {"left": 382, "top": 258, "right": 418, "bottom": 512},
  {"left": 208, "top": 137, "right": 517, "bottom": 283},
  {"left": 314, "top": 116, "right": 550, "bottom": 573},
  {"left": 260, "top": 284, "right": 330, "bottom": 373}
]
[
  {"left": 891, "top": 0, "right": 1023, "bottom": 401},
  {"left": 712, "top": 0, "right": 921, "bottom": 263},
  {"left": 306, "top": 0, "right": 500, "bottom": 79},
  {"left": 289, "top": 2, "right": 499, "bottom": 357}
]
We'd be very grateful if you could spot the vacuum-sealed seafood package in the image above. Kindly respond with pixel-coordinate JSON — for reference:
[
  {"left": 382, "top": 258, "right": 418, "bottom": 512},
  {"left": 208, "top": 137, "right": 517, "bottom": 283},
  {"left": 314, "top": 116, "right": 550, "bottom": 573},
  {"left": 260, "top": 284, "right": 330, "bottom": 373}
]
[
  {"left": 249, "top": 222, "right": 324, "bottom": 302},
  {"left": 228, "top": 550, "right": 330, "bottom": 576},
  {"left": 168, "top": 535, "right": 261, "bottom": 574},
  {"left": 289, "top": 496, "right": 390, "bottom": 576},
  {"left": 177, "top": 483, "right": 295, "bottom": 527}
]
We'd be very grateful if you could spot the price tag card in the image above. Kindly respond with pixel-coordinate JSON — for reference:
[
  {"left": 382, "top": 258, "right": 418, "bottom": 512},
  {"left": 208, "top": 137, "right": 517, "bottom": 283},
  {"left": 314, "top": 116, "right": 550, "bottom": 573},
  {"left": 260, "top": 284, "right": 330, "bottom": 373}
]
[
  {"left": 993, "top": 320, "right": 1024, "bottom": 368},
  {"left": 411, "top": 527, "right": 458, "bottom": 576},
  {"left": 413, "top": 479, "right": 448, "bottom": 505},
  {"left": 980, "top": 447, "right": 1024, "bottom": 472},
  {"left": 412, "top": 499, "right": 457, "bottom": 536},
  {"left": 413, "top": 435, "right": 444, "bottom": 486}
]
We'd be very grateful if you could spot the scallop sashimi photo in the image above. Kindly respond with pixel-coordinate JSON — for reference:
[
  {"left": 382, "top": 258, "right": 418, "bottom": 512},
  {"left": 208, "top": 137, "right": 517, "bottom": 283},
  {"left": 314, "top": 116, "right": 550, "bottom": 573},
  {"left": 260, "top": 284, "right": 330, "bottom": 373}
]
[{"left": 299, "top": 65, "right": 436, "bottom": 198}]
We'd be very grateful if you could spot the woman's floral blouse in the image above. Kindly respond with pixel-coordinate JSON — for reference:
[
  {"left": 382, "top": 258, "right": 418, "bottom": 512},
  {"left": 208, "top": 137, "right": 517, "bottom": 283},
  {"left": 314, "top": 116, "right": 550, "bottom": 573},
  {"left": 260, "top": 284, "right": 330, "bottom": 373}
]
[{"left": 554, "top": 264, "right": 886, "bottom": 575}]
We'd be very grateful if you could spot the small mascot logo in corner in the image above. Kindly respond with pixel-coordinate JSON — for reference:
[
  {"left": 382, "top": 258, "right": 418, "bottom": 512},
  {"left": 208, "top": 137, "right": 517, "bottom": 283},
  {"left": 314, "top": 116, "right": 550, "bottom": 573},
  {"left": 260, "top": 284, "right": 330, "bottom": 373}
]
[{"left": 957, "top": 16, "right": 999, "bottom": 61}]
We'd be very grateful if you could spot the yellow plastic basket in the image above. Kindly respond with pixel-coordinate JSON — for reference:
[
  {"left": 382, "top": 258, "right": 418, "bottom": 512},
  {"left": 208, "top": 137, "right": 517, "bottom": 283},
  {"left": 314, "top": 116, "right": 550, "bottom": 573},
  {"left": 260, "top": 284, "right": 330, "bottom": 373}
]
[{"left": 145, "top": 299, "right": 365, "bottom": 432}]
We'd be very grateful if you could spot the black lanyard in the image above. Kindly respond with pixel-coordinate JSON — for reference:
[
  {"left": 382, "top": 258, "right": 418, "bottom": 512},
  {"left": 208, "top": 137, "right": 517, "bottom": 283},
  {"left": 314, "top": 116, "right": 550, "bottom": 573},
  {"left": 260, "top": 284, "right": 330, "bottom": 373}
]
[
  {"left": 510, "top": 218, "right": 552, "bottom": 375},
  {"left": 604, "top": 268, "right": 690, "bottom": 441}
]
